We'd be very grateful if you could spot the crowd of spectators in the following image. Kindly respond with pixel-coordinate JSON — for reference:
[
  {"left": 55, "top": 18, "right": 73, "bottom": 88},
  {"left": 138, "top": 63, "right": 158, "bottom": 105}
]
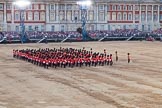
[
  {"left": 26, "top": 31, "right": 81, "bottom": 40},
  {"left": 0, "top": 31, "right": 20, "bottom": 41},
  {"left": 0, "top": 29, "right": 162, "bottom": 42},
  {"left": 151, "top": 28, "right": 162, "bottom": 35},
  {"left": 88, "top": 29, "right": 143, "bottom": 39}
]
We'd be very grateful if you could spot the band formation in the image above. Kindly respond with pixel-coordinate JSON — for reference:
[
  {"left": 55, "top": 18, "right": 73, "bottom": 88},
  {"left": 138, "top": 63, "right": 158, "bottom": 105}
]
[{"left": 13, "top": 47, "right": 113, "bottom": 69}]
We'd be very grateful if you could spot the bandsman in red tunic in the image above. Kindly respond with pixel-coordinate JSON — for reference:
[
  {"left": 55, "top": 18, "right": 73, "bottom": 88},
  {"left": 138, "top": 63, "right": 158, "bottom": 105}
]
[
  {"left": 110, "top": 54, "right": 113, "bottom": 66},
  {"left": 13, "top": 47, "right": 115, "bottom": 68}
]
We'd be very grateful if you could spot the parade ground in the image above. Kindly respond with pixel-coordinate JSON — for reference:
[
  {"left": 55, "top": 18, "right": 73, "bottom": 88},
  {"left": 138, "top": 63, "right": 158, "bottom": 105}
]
[{"left": 0, "top": 41, "right": 162, "bottom": 108}]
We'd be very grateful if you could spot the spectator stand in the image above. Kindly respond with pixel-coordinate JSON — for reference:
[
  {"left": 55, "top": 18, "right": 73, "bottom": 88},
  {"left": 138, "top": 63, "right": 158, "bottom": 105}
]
[{"left": 2, "top": 28, "right": 162, "bottom": 43}]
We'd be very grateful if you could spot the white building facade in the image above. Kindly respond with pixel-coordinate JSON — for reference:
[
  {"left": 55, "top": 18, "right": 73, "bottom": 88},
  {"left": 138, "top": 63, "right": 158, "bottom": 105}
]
[{"left": 0, "top": 0, "right": 162, "bottom": 32}]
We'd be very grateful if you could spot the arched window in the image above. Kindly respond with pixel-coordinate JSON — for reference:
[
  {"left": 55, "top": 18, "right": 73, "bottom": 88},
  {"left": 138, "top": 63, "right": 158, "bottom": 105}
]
[
  {"left": 23, "top": 12, "right": 26, "bottom": 21},
  {"left": 112, "top": 12, "right": 116, "bottom": 20},
  {"left": 135, "top": 14, "right": 139, "bottom": 20},
  {"left": 15, "top": 11, "right": 20, "bottom": 21},
  {"left": 128, "top": 12, "right": 132, "bottom": 20},
  {"left": 40, "top": 12, "right": 45, "bottom": 21},
  {"left": 34, "top": 11, "right": 39, "bottom": 21},
  {"left": 123, "top": 12, "right": 127, "bottom": 20},
  {"left": 67, "top": 11, "right": 72, "bottom": 21},
  {"left": 28, "top": 11, "right": 33, "bottom": 20},
  {"left": 117, "top": 12, "right": 122, "bottom": 20}
]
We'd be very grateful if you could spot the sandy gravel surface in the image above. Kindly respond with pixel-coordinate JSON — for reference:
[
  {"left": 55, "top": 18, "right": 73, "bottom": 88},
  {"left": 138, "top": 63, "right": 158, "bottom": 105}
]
[{"left": 0, "top": 41, "right": 162, "bottom": 108}]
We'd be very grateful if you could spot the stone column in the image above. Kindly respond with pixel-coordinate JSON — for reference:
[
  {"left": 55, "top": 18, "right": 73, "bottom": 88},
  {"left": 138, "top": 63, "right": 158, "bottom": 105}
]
[
  {"left": 139, "top": 4, "right": 141, "bottom": 23},
  {"left": 96, "top": 3, "right": 98, "bottom": 30},
  {"left": 105, "top": 4, "right": 107, "bottom": 23},
  {"left": 64, "top": 3, "right": 67, "bottom": 31},
  {"left": 96, "top": 3, "right": 98, "bottom": 22},
  {"left": 46, "top": 3, "right": 49, "bottom": 23},
  {"left": 146, "top": 5, "right": 147, "bottom": 23},
  {"left": 11, "top": 3, "right": 14, "bottom": 31},
  {"left": 45, "top": 3, "right": 49, "bottom": 31},
  {"left": 158, "top": 5, "right": 160, "bottom": 23},
  {"left": 65, "top": 3, "right": 66, "bottom": 21},
  {"left": 152, "top": 5, "right": 154, "bottom": 22},
  {"left": 87, "top": 9, "right": 89, "bottom": 21},
  {"left": 133, "top": 4, "right": 135, "bottom": 24},
  {"left": 56, "top": 3, "right": 59, "bottom": 22},
  {"left": 4, "top": 2, "right": 7, "bottom": 31}
]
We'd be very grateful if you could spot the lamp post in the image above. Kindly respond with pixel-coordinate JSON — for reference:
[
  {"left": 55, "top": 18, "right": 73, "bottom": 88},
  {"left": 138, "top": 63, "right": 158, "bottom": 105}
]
[
  {"left": 13, "top": 0, "right": 31, "bottom": 43},
  {"left": 77, "top": 0, "right": 92, "bottom": 41}
]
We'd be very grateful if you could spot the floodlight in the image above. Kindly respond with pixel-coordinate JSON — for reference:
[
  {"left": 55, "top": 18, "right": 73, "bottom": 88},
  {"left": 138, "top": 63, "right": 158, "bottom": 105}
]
[
  {"left": 13, "top": 0, "right": 31, "bottom": 8},
  {"left": 76, "top": 0, "right": 92, "bottom": 41}
]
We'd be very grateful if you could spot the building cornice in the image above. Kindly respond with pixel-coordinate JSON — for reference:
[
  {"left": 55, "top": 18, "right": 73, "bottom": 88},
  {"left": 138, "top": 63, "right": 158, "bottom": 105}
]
[{"left": 0, "top": 0, "right": 161, "bottom": 4}]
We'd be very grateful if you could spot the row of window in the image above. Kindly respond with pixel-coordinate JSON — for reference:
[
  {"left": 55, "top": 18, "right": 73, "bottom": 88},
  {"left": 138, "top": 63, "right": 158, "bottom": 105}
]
[
  {"left": 49, "top": 11, "right": 94, "bottom": 21},
  {"left": 15, "top": 25, "right": 45, "bottom": 32},
  {"left": 49, "top": 4, "right": 162, "bottom": 11},
  {"left": 51, "top": 4, "right": 160, "bottom": 11},
  {"left": 48, "top": 11, "right": 160, "bottom": 22},
  {"left": 100, "top": 5, "right": 159, "bottom": 11},
  {"left": 110, "top": 12, "right": 132, "bottom": 21},
  {"left": 50, "top": 4, "right": 82, "bottom": 10},
  {"left": 1, "top": 11, "right": 161, "bottom": 22},
  {"left": 0, "top": 3, "right": 161, "bottom": 11},
  {"left": 5, "top": 4, "right": 45, "bottom": 10},
  {"left": 6, "top": 12, "right": 45, "bottom": 21},
  {"left": 50, "top": 4, "right": 135, "bottom": 11},
  {"left": 141, "top": 12, "right": 158, "bottom": 21}
]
